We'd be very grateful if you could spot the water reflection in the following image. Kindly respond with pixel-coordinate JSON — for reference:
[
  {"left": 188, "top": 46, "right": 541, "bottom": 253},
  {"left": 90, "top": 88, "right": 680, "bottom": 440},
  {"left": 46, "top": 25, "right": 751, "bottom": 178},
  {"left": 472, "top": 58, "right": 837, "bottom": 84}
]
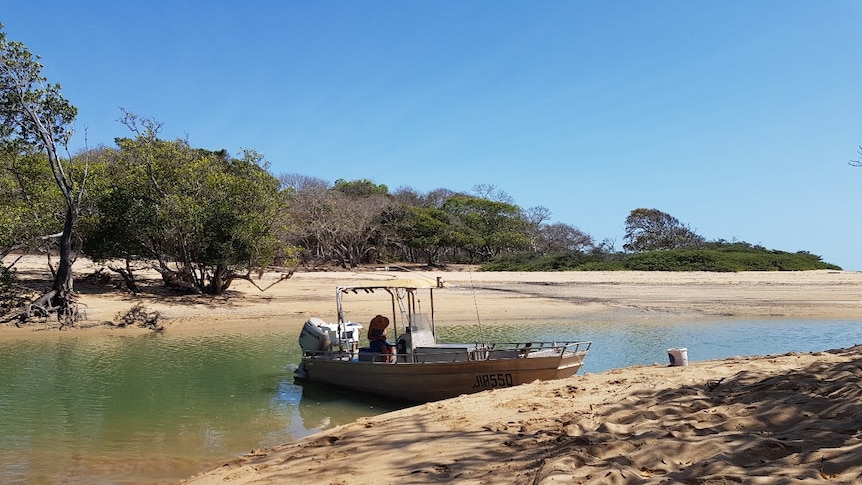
[{"left": 274, "top": 379, "right": 407, "bottom": 433}]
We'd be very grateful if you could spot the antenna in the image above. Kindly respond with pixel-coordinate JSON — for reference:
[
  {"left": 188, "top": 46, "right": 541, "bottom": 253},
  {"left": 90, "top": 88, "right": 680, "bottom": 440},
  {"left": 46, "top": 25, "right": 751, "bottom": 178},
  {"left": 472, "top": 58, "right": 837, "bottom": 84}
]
[{"left": 469, "top": 271, "right": 484, "bottom": 342}]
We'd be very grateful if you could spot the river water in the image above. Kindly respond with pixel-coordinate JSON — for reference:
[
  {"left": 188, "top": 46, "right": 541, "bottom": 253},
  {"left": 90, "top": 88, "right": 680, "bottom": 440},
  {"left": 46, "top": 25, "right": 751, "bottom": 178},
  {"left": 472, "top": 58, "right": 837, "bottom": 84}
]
[{"left": 1, "top": 318, "right": 861, "bottom": 484}]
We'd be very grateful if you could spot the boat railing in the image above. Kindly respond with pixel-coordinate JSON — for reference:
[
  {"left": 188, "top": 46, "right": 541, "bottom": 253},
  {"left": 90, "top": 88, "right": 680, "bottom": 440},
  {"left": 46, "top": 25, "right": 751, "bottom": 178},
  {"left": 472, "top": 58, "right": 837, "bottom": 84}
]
[
  {"left": 303, "top": 349, "right": 357, "bottom": 361},
  {"left": 485, "top": 341, "right": 592, "bottom": 358},
  {"left": 408, "top": 341, "right": 591, "bottom": 362},
  {"left": 304, "top": 340, "right": 590, "bottom": 363}
]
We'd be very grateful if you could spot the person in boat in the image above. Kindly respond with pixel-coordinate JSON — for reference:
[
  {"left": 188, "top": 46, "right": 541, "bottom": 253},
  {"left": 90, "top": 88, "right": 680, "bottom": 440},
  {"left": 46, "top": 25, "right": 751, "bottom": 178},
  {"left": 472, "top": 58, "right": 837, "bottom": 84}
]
[{"left": 368, "top": 314, "right": 396, "bottom": 363}]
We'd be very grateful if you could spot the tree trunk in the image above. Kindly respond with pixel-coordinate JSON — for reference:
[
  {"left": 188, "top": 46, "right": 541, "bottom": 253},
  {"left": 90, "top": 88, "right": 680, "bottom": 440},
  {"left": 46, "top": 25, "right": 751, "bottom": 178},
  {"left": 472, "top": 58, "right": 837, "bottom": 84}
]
[
  {"left": 151, "top": 262, "right": 200, "bottom": 293},
  {"left": 52, "top": 205, "right": 75, "bottom": 294},
  {"left": 206, "top": 264, "right": 234, "bottom": 295},
  {"left": 108, "top": 257, "right": 140, "bottom": 294}
]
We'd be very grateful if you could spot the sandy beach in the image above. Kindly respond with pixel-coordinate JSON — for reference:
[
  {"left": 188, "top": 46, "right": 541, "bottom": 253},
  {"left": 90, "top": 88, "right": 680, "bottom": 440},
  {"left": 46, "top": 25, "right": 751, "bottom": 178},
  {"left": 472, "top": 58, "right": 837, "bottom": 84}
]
[
  {"left": 3, "top": 256, "right": 862, "bottom": 483},
  {"left": 182, "top": 345, "right": 862, "bottom": 485},
  {"left": 6, "top": 257, "right": 862, "bottom": 334}
]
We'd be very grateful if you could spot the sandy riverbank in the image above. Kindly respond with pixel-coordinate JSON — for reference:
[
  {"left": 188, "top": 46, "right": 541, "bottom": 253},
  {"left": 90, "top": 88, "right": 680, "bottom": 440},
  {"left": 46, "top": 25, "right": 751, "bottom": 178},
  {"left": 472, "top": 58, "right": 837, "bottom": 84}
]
[
  {"left": 182, "top": 345, "right": 862, "bottom": 485},
  {"left": 3, "top": 256, "right": 862, "bottom": 483}
]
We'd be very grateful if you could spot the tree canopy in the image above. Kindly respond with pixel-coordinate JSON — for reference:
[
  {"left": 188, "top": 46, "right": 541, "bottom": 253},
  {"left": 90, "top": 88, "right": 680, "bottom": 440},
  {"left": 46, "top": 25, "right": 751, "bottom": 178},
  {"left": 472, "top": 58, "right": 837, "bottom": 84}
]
[
  {"left": 623, "top": 208, "right": 705, "bottom": 253},
  {"left": 82, "top": 116, "right": 290, "bottom": 294},
  {"left": 2, "top": 23, "right": 82, "bottom": 325}
]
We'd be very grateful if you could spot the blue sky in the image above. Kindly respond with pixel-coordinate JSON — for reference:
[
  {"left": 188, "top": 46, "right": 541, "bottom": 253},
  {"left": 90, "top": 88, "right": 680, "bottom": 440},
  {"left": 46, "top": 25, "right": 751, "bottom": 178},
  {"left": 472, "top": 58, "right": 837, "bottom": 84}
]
[{"left": 4, "top": 1, "right": 862, "bottom": 269}]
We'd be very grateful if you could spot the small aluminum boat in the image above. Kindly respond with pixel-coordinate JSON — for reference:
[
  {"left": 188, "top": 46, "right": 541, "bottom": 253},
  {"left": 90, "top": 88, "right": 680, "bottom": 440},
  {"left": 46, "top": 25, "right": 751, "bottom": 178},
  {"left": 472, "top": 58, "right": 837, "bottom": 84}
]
[{"left": 295, "top": 278, "right": 591, "bottom": 402}]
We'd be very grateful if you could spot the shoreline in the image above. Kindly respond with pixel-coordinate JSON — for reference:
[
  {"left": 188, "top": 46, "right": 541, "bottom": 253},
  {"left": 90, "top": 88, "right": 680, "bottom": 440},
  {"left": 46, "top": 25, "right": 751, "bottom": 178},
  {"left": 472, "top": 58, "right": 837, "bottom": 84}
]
[
  {"left": 3, "top": 257, "right": 862, "bottom": 337},
  {"left": 3, "top": 256, "right": 862, "bottom": 483},
  {"left": 181, "top": 344, "right": 862, "bottom": 484}
]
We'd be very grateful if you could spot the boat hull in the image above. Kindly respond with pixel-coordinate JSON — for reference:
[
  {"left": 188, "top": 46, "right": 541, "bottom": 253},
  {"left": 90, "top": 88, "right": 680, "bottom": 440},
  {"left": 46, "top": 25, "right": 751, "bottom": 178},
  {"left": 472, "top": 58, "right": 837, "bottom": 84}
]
[{"left": 295, "top": 350, "right": 588, "bottom": 402}]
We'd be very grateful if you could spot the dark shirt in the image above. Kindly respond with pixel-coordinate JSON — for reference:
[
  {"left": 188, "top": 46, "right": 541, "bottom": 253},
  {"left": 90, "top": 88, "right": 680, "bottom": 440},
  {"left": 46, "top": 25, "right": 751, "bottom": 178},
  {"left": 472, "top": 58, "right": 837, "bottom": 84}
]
[{"left": 369, "top": 338, "right": 393, "bottom": 354}]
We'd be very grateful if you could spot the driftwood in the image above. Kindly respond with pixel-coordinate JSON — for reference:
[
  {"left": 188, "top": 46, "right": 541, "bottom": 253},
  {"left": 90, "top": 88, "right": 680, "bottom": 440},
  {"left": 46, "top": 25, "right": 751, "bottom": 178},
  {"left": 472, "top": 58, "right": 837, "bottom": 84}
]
[{"left": 114, "top": 303, "right": 163, "bottom": 331}]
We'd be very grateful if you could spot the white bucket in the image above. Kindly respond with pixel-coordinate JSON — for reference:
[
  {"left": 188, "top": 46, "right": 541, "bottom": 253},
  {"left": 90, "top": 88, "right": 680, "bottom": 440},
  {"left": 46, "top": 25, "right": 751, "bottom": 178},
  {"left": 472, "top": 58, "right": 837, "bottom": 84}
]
[{"left": 667, "top": 348, "right": 688, "bottom": 366}]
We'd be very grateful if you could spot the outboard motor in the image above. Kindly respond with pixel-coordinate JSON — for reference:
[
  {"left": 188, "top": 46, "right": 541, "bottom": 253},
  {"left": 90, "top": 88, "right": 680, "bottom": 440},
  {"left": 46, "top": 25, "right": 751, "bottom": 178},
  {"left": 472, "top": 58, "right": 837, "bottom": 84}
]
[{"left": 298, "top": 317, "right": 336, "bottom": 355}]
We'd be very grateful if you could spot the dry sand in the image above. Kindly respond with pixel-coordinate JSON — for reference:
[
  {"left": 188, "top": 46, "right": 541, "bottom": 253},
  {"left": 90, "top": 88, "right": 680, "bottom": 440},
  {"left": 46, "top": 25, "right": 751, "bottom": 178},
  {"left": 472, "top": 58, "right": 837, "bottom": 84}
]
[
  {"left": 6, "top": 258, "right": 862, "bottom": 334},
  {"left": 182, "top": 346, "right": 862, "bottom": 485},
  {"left": 3, "top": 256, "right": 862, "bottom": 484}
]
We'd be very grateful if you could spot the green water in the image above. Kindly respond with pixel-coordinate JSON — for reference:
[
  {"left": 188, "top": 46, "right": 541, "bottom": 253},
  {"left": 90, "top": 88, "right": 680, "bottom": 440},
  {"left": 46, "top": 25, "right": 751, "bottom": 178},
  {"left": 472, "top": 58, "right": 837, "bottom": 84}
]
[
  {"left": 0, "top": 331, "right": 403, "bottom": 485},
  {"left": 2, "top": 318, "right": 861, "bottom": 484}
]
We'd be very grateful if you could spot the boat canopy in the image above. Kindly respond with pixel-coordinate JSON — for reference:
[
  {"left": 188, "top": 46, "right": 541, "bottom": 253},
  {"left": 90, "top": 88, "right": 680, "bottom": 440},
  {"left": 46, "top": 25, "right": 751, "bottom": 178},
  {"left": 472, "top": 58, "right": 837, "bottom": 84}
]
[
  {"left": 337, "top": 278, "right": 445, "bottom": 293},
  {"left": 335, "top": 278, "right": 444, "bottom": 337}
]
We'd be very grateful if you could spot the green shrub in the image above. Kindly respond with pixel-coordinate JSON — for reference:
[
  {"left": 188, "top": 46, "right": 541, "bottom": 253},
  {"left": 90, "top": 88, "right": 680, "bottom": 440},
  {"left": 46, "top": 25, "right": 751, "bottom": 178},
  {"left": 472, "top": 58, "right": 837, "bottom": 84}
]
[
  {"left": 623, "top": 246, "right": 840, "bottom": 272},
  {"left": 481, "top": 252, "right": 624, "bottom": 271},
  {"left": 479, "top": 243, "right": 841, "bottom": 272},
  {"left": 576, "top": 260, "right": 626, "bottom": 271}
]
